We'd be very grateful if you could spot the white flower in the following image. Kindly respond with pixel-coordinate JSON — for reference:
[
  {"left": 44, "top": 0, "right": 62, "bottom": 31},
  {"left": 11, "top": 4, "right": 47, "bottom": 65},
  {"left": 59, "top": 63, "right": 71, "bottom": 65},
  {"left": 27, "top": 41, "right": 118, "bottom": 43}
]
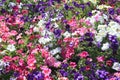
[
  {"left": 33, "top": 27, "right": 39, "bottom": 32},
  {"left": 0, "top": 38, "right": 2, "bottom": 43},
  {"left": 101, "top": 42, "right": 109, "bottom": 51},
  {"left": 89, "top": 0, "right": 98, "bottom": 5},
  {"left": 37, "top": 20, "right": 46, "bottom": 29},
  {"left": 53, "top": 23, "right": 59, "bottom": 28},
  {"left": 98, "top": 25, "right": 107, "bottom": 30},
  {"left": 97, "top": 4, "right": 111, "bottom": 10},
  {"left": 109, "top": 21, "right": 119, "bottom": 27},
  {"left": 10, "top": 77, "right": 17, "bottom": 80},
  {"left": 83, "top": 0, "right": 89, "bottom": 3},
  {"left": 89, "top": 17, "right": 96, "bottom": 26},
  {"left": 18, "top": 3, "right": 23, "bottom": 9},
  {"left": 50, "top": 47, "right": 62, "bottom": 55},
  {"left": 103, "top": 14, "right": 108, "bottom": 21},
  {"left": 97, "top": 4, "right": 105, "bottom": 10},
  {"left": 92, "top": 10, "right": 98, "bottom": 13},
  {"left": 0, "top": 50, "right": 6, "bottom": 55},
  {"left": 0, "top": 60, "right": 4, "bottom": 70},
  {"left": 38, "top": 37, "right": 52, "bottom": 44},
  {"left": 63, "top": 31, "right": 71, "bottom": 38},
  {"left": 112, "top": 62, "right": 120, "bottom": 71},
  {"left": 98, "top": 30, "right": 107, "bottom": 37},
  {"left": 9, "top": 2, "right": 16, "bottom": 7},
  {"left": 55, "top": 55, "right": 60, "bottom": 59},
  {"left": 95, "top": 35, "right": 103, "bottom": 42},
  {"left": 7, "top": 44, "right": 16, "bottom": 52},
  {"left": 41, "top": 30, "right": 53, "bottom": 36}
]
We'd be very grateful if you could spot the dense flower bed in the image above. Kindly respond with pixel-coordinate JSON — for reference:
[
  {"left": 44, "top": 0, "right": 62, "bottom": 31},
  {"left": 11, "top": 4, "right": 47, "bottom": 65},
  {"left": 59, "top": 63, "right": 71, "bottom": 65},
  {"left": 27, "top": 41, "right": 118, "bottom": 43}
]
[{"left": 0, "top": 0, "right": 120, "bottom": 80}]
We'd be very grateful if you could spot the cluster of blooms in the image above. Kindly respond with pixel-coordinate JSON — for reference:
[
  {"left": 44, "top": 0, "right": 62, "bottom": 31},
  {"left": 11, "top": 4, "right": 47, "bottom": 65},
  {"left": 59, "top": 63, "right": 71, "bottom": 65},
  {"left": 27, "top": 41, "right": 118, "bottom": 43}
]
[{"left": 0, "top": 0, "right": 120, "bottom": 80}]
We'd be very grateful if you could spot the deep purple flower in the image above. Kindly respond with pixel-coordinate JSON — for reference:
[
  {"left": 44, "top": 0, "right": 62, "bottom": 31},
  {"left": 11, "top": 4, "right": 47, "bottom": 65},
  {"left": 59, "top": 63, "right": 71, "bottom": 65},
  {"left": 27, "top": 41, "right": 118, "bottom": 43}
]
[
  {"left": 61, "top": 63, "right": 68, "bottom": 69},
  {"left": 108, "top": 35, "right": 119, "bottom": 54},
  {"left": 65, "top": 24, "right": 71, "bottom": 32},
  {"left": 96, "top": 70, "right": 109, "bottom": 79},
  {"left": 13, "top": 72, "right": 19, "bottom": 77},
  {"left": 86, "top": 2, "right": 91, "bottom": 6},
  {"left": 79, "top": 36, "right": 84, "bottom": 42},
  {"left": 116, "top": 8, "right": 120, "bottom": 15},
  {"left": 74, "top": 72, "right": 84, "bottom": 80},
  {"left": 79, "top": 67, "right": 85, "bottom": 72},
  {"left": 1, "top": 8, "right": 6, "bottom": 13},
  {"left": 96, "top": 42, "right": 101, "bottom": 48},
  {"left": 45, "top": 21, "right": 51, "bottom": 29},
  {"left": 59, "top": 69, "right": 68, "bottom": 77},
  {"left": 108, "top": 8, "right": 115, "bottom": 15},
  {"left": 64, "top": 4, "right": 69, "bottom": 10},
  {"left": 33, "top": 71, "right": 44, "bottom": 80},
  {"left": 109, "top": 57, "right": 117, "bottom": 62},
  {"left": 79, "top": 4, "right": 85, "bottom": 10},
  {"left": 88, "top": 12, "right": 92, "bottom": 16},
  {"left": 27, "top": 71, "right": 44, "bottom": 80},
  {"left": 85, "top": 32, "right": 94, "bottom": 42},
  {"left": 54, "top": 29, "right": 61, "bottom": 38}
]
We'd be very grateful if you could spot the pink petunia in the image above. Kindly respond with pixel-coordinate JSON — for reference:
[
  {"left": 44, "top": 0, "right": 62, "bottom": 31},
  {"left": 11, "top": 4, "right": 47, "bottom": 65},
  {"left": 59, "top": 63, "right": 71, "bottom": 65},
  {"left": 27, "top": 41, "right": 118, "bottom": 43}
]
[
  {"left": 45, "top": 56, "right": 56, "bottom": 66},
  {"left": 70, "top": 62, "right": 77, "bottom": 68},
  {"left": 27, "top": 54, "right": 36, "bottom": 69},
  {"left": 40, "top": 66, "right": 51, "bottom": 77},
  {"left": 96, "top": 56, "right": 105, "bottom": 62},
  {"left": 78, "top": 51, "right": 89, "bottom": 58},
  {"left": 18, "top": 39, "right": 24, "bottom": 44},
  {"left": 40, "top": 49, "right": 49, "bottom": 58},
  {"left": 2, "top": 56, "right": 12, "bottom": 62}
]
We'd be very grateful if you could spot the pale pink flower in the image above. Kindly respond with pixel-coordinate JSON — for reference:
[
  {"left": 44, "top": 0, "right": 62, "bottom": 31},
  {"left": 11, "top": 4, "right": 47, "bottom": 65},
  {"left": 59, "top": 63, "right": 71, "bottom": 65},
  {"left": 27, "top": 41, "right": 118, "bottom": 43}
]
[
  {"left": 96, "top": 56, "right": 105, "bottom": 62},
  {"left": 76, "top": 27, "right": 88, "bottom": 36},
  {"left": 54, "top": 61, "right": 61, "bottom": 68},
  {"left": 18, "top": 39, "right": 24, "bottom": 44},
  {"left": 16, "top": 33, "right": 22, "bottom": 40},
  {"left": 41, "top": 66, "right": 51, "bottom": 77},
  {"left": 8, "top": 39, "right": 16, "bottom": 44},
  {"left": 58, "top": 77, "right": 69, "bottom": 80},
  {"left": 10, "top": 30, "right": 18, "bottom": 36}
]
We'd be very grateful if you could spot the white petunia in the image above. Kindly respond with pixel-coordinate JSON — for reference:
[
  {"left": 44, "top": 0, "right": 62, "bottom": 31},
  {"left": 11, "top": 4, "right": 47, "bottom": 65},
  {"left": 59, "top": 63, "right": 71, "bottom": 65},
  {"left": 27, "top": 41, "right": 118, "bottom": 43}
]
[
  {"left": 0, "top": 60, "right": 4, "bottom": 70},
  {"left": 33, "top": 27, "right": 39, "bottom": 32},
  {"left": 98, "top": 30, "right": 107, "bottom": 37},
  {"left": 89, "top": 0, "right": 98, "bottom": 5},
  {"left": 0, "top": 38, "right": 2, "bottom": 43},
  {"left": 50, "top": 47, "right": 62, "bottom": 55},
  {"left": 101, "top": 42, "right": 110, "bottom": 51},
  {"left": 112, "top": 62, "right": 120, "bottom": 71},
  {"left": 38, "top": 37, "right": 52, "bottom": 44},
  {"left": 83, "top": 0, "right": 89, "bottom": 3},
  {"left": 95, "top": 35, "right": 103, "bottom": 42},
  {"left": 37, "top": 20, "right": 46, "bottom": 29},
  {"left": 53, "top": 23, "right": 59, "bottom": 28},
  {"left": 97, "top": 4, "right": 111, "bottom": 10},
  {"left": 103, "top": 14, "right": 108, "bottom": 21},
  {"left": 0, "top": 50, "right": 6, "bottom": 55},
  {"left": 8, "top": 2, "right": 16, "bottom": 7},
  {"left": 7, "top": 44, "right": 16, "bottom": 52},
  {"left": 98, "top": 25, "right": 107, "bottom": 30},
  {"left": 63, "top": 31, "right": 71, "bottom": 38}
]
